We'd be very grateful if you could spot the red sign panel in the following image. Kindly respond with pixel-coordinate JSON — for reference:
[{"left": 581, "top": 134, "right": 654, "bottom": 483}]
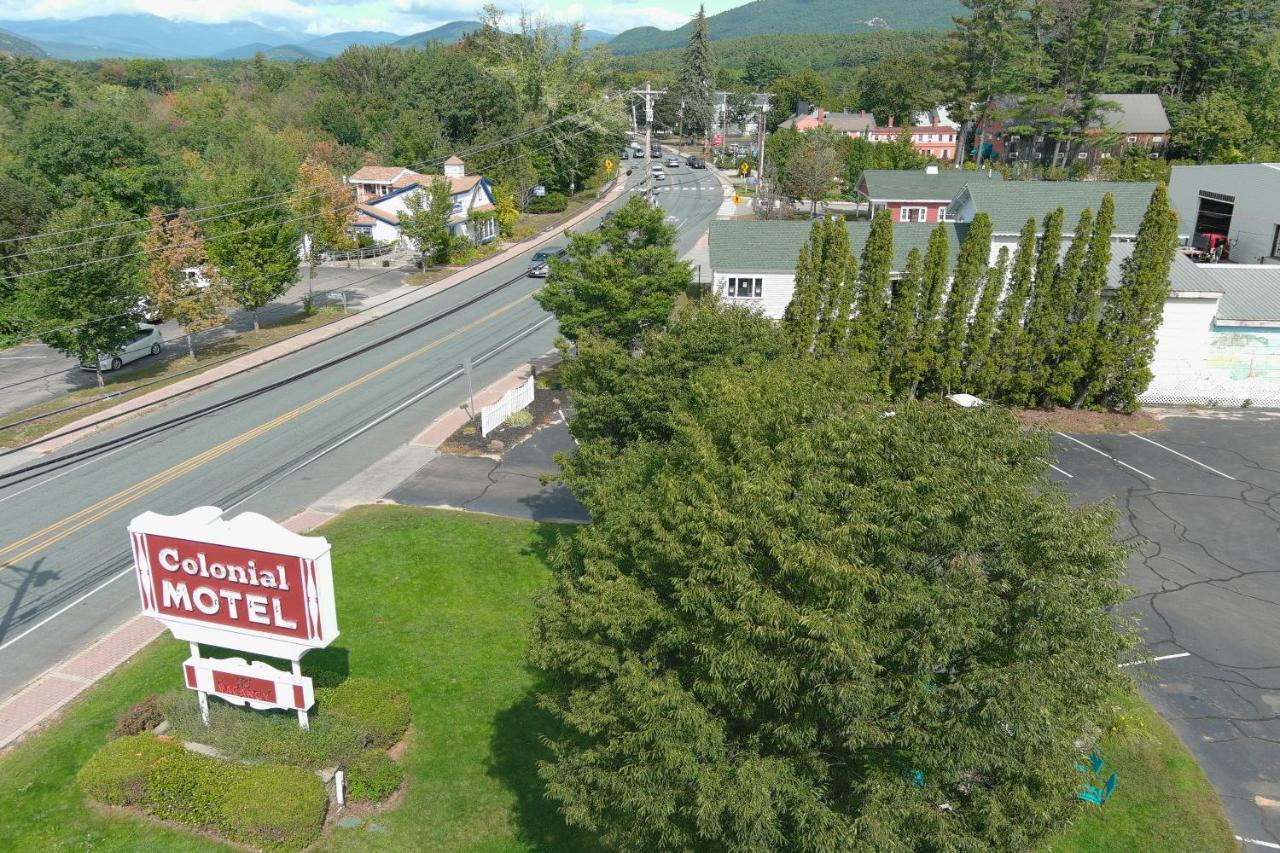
[
  {"left": 133, "top": 533, "right": 324, "bottom": 644},
  {"left": 213, "top": 670, "right": 278, "bottom": 704}
]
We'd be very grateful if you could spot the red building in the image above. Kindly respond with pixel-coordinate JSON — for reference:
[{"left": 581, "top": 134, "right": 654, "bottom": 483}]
[
  {"left": 855, "top": 166, "right": 1003, "bottom": 224},
  {"left": 865, "top": 116, "right": 960, "bottom": 161}
]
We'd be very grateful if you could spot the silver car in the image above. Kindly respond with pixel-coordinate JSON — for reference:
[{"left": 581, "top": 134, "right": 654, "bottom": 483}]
[
  {"left": 527, "top": 247, "right": 566, "bottom": 278},
  {"left": 81, "top": 324, "right": 163, "bottom": 372}
]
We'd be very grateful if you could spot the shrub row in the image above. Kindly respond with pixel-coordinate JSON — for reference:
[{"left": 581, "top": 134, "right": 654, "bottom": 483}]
[
  {"left": 159, "top": 677, "right": 411, "bottom": 768},
  {"left": 527, "top": 191, "right": 568, "bottom": 213},
  {"left": 77, "top": 735, "right": 327, "bottom": 852}
]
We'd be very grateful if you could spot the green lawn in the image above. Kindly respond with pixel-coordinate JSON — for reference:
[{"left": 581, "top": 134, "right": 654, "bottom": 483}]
[{"left": 0, "top": 507, "right": 1233, "bottom": 851}]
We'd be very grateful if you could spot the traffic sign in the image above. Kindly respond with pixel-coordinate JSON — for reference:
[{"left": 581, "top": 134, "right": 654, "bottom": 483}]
[
  {"left": 605, "top": 159, "right": 614, "bottom": 173},
  {"left": 739, "top": 162, "right": 750, "bottom": 175}
]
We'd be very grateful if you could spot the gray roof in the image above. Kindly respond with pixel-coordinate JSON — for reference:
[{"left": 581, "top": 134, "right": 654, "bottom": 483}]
[
  {"left": 1105, "top": 242, "right": 1224, "bottom": 295},
  {"left": 1094, "top": 93, "right": 1170, "bottom": 134},
  {"left": 709, "top": 219, "right": 961, "bottom": 274},
  {"left": 1195, "top": 265, "right": 1280, "bottom": 322},
  {"left": 859, "top": 168, "right": 1002, "bottom": 202},
  {"left": 779, "top": 108, "right": 876, "bottom": 134},
  {"left": 956, "top": 181, "right": 1160, "bottom": 236}
]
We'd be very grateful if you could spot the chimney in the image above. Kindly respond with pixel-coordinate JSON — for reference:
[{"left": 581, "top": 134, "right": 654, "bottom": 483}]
[
  {"left": 443, "top": 155, "right": 465, "bottom": 179},
  {"left": 796, "top": 100, "right": 810, "bottom": 118},
  {"left": 888, "top": 115, "right": 895, "bottom": 128},
  {"left": 817, "top": 106, "right": 825, "bottom": 122}
]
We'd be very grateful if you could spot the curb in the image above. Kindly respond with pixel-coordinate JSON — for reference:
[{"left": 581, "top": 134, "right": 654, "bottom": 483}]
[
  {"left": 0, "top": 352, "right": 561, "bottom": 754},
  {"left": 31, "top": 182, "right": 626, "bottom": 457}
]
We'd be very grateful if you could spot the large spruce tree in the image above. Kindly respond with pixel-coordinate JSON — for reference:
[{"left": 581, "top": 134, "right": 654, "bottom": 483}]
[
  {"left": 935, "top": 213, "right": 992, "bottom": 394},
  {"left": 988, "top": 217, "right": 1038, "bottom": 402},
  {"left": 1060, "top": 194, "right": 1115, "bottom": 408},
  {"left": 532, "top": 356, "right": 1134, "bottom": 851},
  {"left": 964, "top": 246, "right": 1010, "bottom": 397},
  {"left": 905, "top": 224, "right": 952, "bottom": 398},
  {"left": 851, "top": 209, "right": 894, "bottom": 364},
  {"left": 675, "top": 5, "right": 717, "bottom": 145},
  {"left": 1088, "top": 184, "right": 1180, "bottom": 411}
]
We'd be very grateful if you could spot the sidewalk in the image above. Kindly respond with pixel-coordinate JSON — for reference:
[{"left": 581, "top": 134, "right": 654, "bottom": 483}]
[
  {"left": 27, "top": 181, "right": 626, "bottom": 457},
  {"left": 0, "top": 352, "right": 561, "bottom": 752}
]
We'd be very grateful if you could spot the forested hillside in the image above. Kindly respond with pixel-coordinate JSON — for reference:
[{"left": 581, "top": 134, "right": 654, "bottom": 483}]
[
  {"left": 0, "top": 29, "right": 44, "bottom": 58},
  {"left": 609, "top": 0, "right": 962, "bottom": 54}
]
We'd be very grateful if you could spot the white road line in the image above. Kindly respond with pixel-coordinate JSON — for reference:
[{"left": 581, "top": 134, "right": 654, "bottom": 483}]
[
  {"left": 1126, "top": 431, "right": 1238, "bottom": 480},
  {"left": 0, "top": 356, "right": 45, "bottom": 360},
  {"left": 1238, "top": 836, "right": 1280, "bottom": 850},
  {"left": 1049, "top": 464, "right": 1074, "bottom": 478},
  {"left": 1118, "top": 652, "right": 1191, "bottom": 668},
  {"left": 1055, "top": 432, "right": 1156, "bottom": 480},
  {"left": 0, "top": 567, "right": 132, "bottom": 654}
]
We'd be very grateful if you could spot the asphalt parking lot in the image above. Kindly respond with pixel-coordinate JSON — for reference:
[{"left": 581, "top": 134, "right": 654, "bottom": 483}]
[{"left": 1051, "top": 411, "right": 1280, "bottom": 850}]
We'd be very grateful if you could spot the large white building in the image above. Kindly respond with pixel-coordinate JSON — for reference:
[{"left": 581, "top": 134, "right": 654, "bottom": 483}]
[{"left": 346, "top": 155, "right": 498, "bottom": 249}]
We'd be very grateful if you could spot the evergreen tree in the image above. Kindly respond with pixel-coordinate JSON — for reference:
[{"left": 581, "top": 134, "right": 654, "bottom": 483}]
[
  {"left": 783, "top": 242, "right": 820, "bottom": 353},
  {"left": 675, "top": 5, "right": 717, "bottom": 145},
  {"left": 1088, "top": 185, "right": 1180, "bottom": 412},
  {"left": 532, "top": 358, "right": 1134, "bottom": 852},
  {"left": 935, "top": 213, "right": 992, "bottom": 394},
  {"left": 1017, "top": 207, "right": 1067, "bottom": 405},
  {"left": 1060, "top": 194, "right": 1115, "bottom": 408},
  {"left": 1034, "top": 208, "right": 1095, "bottom": 405},
  {"left": 988, "top": 217, "right": 1037, "bottom": 402},
  {"left": 882, "top": 247, "right": 923, "bottom": 396},
  {"left": 964, "top": 247, "right": 1009, "bottom": 397},
  {"left": 904, "top": 224, "right": 951, "bottom": 398},
  {"left": 851, "top": 209, "right": 894, "bottom": 364}
]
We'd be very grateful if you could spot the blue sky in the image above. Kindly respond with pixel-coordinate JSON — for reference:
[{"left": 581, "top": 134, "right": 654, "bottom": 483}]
[{"left": 0, "top": 0, "right": 740, "bottom": 36}]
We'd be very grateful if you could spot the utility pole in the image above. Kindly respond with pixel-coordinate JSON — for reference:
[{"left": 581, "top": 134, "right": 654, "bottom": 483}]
[
  {"left": 632, "top": 81, "right": 666, "bottom": 204},
  {"left": 755, "top": 92, "right": 773, "bottom": 202},
  {"left": 715, "top": 91, "right": 730, "bottom": 164}
]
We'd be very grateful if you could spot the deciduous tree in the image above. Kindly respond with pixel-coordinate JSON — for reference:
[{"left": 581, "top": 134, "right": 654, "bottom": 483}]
[
  {"left": 903, "top": 224, "right": 951, "bottom": 398},
  {"left": 1060, "top": 194, "right": 1115, "bottom": 407},
  {"left": 964, "top": 246, "right": 1009, "bottom": 396},
  {"left": 851, "top": 208, "right": 893, "bottom": 365},
  {"left": 935, "top": 212, "right": 992, "bottom": 394},
  {"left": 988, "top": 217, "right": 1037, "bottom": 401},
  {"left": 400, "top": 180, "right": 455, "bottom": 266},
  {"left": 141, "top": 207, "right": 226, "bottom": 360},
  {"left": 882, "top": 247, "right": 923, "bottom": 396}
]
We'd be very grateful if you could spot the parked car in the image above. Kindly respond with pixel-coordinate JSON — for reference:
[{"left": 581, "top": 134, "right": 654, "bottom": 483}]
[
  {"left": 619, "top": 149, "right": 629, "bottom": 160},
  {"left": 687, "top": 156, "right": 706, "bottom": 169},
  {"left": 666, "top": 156, "right": 680, "bottom": 168},
  {"left": 527, "top": 246, "right": 566, "bottom": 277},
  {"left": 81, "top": 324, "right": 163, "bottom": 373}
]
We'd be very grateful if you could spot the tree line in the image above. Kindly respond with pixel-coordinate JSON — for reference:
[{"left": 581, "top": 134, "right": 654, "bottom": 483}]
[
  {"left": 0, "top": 11, "right": 623, "bottom": 379},
  {"left": 782, "top": 185, "right": 1180, "bottom": 411},
  {"left": 526, "top": 192, "right": 1136, "bottom": 850}
]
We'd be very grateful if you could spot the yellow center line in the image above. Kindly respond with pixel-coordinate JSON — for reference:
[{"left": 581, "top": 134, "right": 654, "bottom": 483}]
[{"left": 0, "top": 291, "right": 534, "bottom": 572}]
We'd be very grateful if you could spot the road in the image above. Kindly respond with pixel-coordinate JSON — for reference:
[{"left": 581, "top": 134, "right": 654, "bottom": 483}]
[{"left": 0, "top": 162, "right": 725, "bottom": 701}]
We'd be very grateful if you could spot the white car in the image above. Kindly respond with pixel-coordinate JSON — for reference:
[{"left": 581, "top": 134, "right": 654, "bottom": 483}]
[
  {"left": 654, "top": 171, "right": 667, "bottom": 181},
  {"left": 81, "top": 324, "right": 163, "bottom": 372},
  {"left": 666, "top": 156, "right": 680, "bottom": 168},
  {"left": 651, "top": 163, "right": 664, "bottom": 173}
]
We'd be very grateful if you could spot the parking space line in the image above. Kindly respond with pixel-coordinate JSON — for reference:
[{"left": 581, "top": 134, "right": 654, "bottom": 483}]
[
  {"left": 1126, "top": 431, "right": 1237, "bottom": 481},
  {"left": 1056, "top": 432, "right": 1156, "bottom": 480},
  {"left": 1238, "top": 836, "right": 1280, "bottom": 850},
  {"left": 1049, "top": 464, "right": 1074, "bottom": 478},
  {"left": 1118, "top": 652, "right": 1190, "bottom": 668}
]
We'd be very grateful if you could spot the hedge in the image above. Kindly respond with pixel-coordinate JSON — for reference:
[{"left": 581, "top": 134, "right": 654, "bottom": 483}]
[
  {"left": 317, "top": 678, "right": 411, "bottom": 749},
  {"left": 78, "top": 735, "right": 326, "bottom": 852},
  {"left": 527, "top": 191, "right": 568, "bottom": 213},
  {"left": 345, "top": 749, "right": 402, "bottom": 803}
]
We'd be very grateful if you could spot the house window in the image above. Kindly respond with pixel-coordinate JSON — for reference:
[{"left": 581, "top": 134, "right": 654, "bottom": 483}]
[
  {"left": 1153, "top": 135, "right": 1163, "bottom": 143},
  {"left": 939, "top": 210, "right": 957, "bottom": 222},
  {"left": 727, "top": 277, "right": 763, "bottom": 298},
  {"left": 1128, "top": 135, "right": 1138, "bottom": 143},
  {"left": 900, "top": 207, "right": 927, "bottom": 223}
]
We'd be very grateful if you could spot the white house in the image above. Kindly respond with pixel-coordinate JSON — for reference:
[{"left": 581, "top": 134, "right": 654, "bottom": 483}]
[{"left": 347, "top": 155, "right": 498, "bottom": 249}]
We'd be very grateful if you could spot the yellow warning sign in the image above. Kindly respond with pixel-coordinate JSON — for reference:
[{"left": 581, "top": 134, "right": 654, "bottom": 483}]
[
  {"left": 739, "top": 162, "right": 750, "bottom": 175},
  {"left": 733, "top": 194, "right": 742, "bottom": 204},
  {"left": 605, "top": 159, "right": 614, "bottom": 173}
]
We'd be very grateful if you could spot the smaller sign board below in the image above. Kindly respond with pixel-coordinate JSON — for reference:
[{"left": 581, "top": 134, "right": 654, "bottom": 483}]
[{"left": 183, "top": 654, "right": 314, "bottom": 713}]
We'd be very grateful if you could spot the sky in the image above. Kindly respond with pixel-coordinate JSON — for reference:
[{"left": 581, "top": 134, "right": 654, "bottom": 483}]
[{"left": 0, "top": 0, "right": 743, "bottom": 36}]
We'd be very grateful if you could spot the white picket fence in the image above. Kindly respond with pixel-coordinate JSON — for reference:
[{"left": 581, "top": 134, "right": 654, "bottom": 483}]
[{"left": 481, "top": 376, "right": 536, "bottom": 436}]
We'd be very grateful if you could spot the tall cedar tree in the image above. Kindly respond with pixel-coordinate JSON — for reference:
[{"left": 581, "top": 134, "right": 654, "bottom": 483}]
[
  {"left": 935, "top": 213, "right": 992, "bottom": 394},
  {"left": 676, "top": 5, "right": 716, "bottom": 145},
  {"left": 1014, "top": 208, "right": 1065, "bottom": 406},
  {"left": 141, "top": 208, "right": 226, "bottom": 360},
  {"left": 1061, "top": 194, "right": 1115, "bottom": 407},
  {"left": 535, "top": 195, "right": 692, "bottom": 345},
  {"left": 905, "top": 224, "right": 951, "bottom": 398},
  {"left": 532, "top": 356, "right": 1134, "bottom": 851},
  {"left": 852, "top": 208, "right": 894, "bottom": 366},
  {"left": 1034, "top": 208, "right": 1095, "bottom": 405},
  {"left": 988, "top": 217, "right": 1037, "bottom": 401},
  {"left": 15, "top": 199, "right": 142, "bottom": 387},
  {"left": 1088, "top": 184, "right": 1180, "bottom": 411},
  {"left": 882, "top": 247, "right": 923, "bottom": 396},
  {"left": 964, "top": 246, "right": 1010, "bottom": 397},
  {"left": 782, "top": 218, "right": 856, "bottom": 355}
]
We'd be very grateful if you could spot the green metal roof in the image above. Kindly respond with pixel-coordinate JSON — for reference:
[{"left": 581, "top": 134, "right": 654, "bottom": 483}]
[
  {"left": 957, "top": 181, "right": 1159, "bottom": 236},
  {"left": 858, "top": 168, "right": 1002, "bottom": 202},
  {"left": 709, "top": 219, "right": 962, "bottom": 274},
  {"left": 1196, "top": 266, "right": 1280, "bottom": 322},
  {"left": 1105, "top": 242, "right": 1224, "bottom": 295}
]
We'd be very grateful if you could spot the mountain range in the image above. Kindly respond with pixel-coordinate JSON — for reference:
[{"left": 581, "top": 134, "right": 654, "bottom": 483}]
[
  {"left": 0, "top": 1, "right": 960, "bottom": 62},
  {"left": 608, "top": 0, "right": 964, "bottom": 54}
]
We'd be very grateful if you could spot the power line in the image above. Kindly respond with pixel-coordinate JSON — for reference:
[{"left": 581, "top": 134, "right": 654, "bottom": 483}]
[
  {"left": 0, "top": 120, "right": 621, "bottom": 345},
  {"left": 0, "top": 111, "right": 618, "bottom": 288},
  {"left": 0, "top": 97, "right": 620, "bottom": 258}
]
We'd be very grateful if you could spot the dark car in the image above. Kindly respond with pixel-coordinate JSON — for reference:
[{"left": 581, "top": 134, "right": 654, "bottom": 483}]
[
  {"left": 650, "top": 147, "right": 661, "bottom": 158},
  {"left": 687, "top": 156, "right": 706, "bottom": 169},
  {"left": 527, "top": 246, "right": 567, "bottom": 277},
  {"left": 619, "top": 149, "right": 629, "bottom": 160}
]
